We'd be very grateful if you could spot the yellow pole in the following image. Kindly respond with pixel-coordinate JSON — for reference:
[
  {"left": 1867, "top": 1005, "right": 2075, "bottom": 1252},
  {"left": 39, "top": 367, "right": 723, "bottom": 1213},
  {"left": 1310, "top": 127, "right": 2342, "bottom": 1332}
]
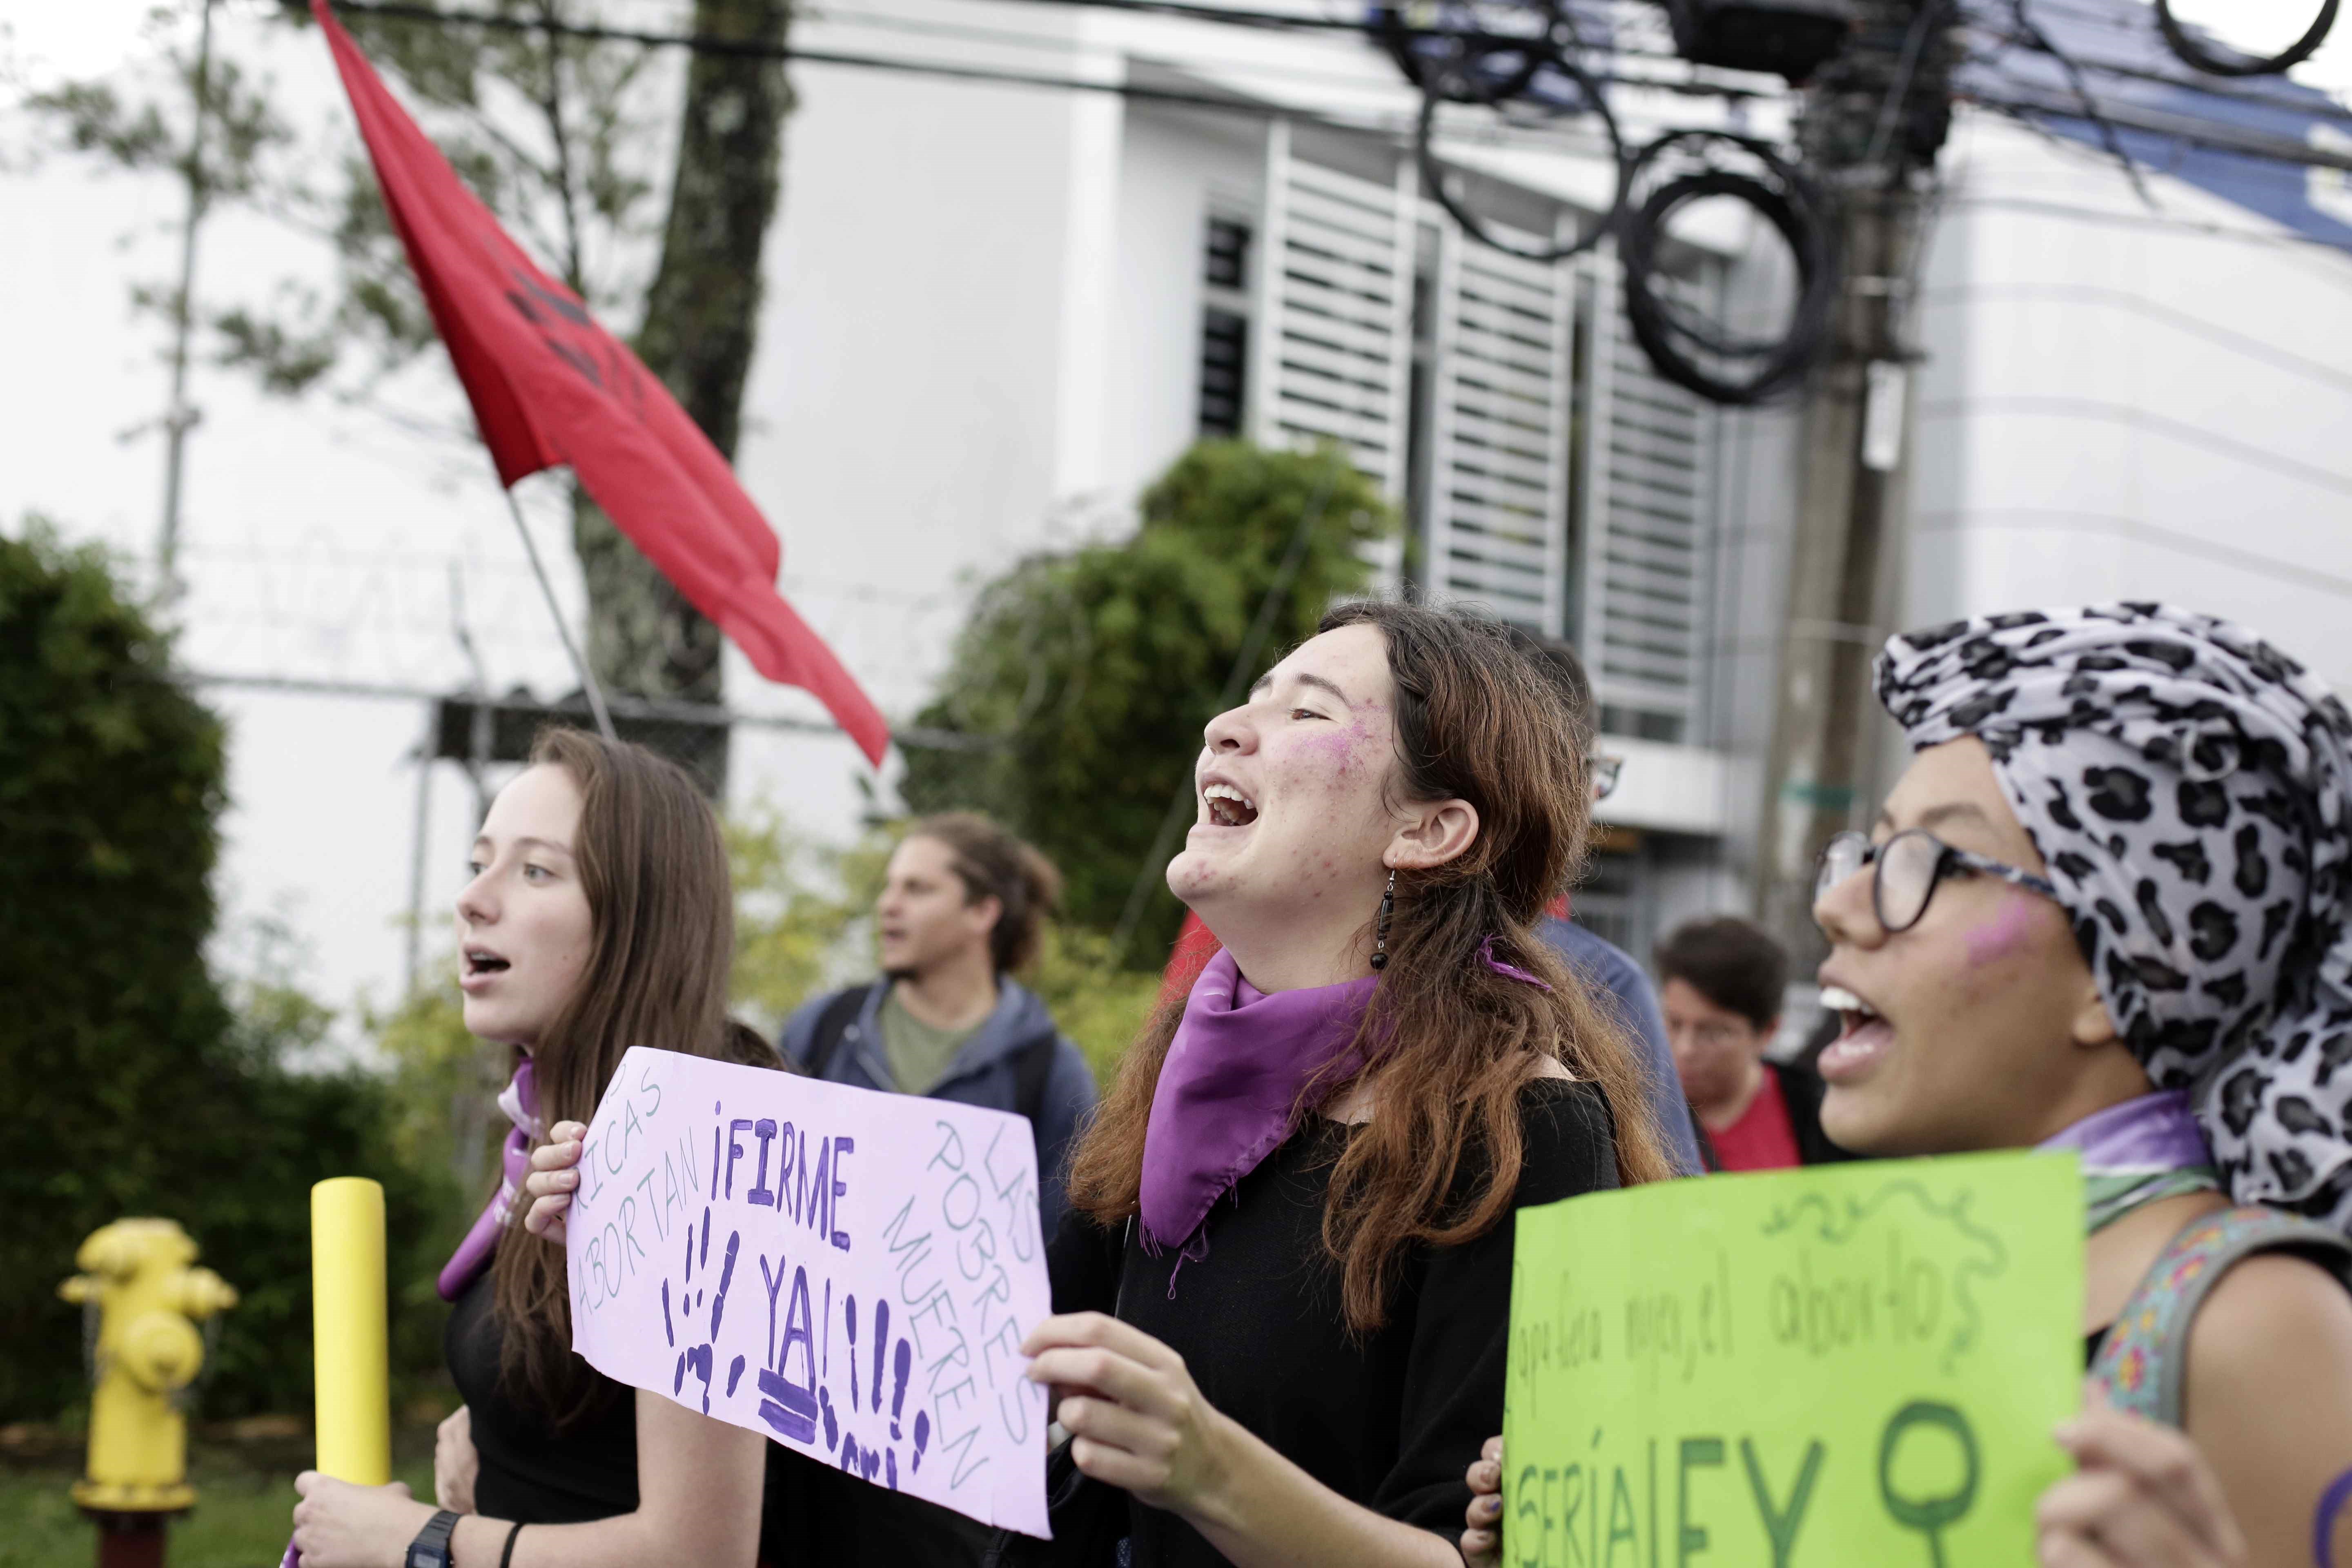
[{"left": 309, "top": 1178, "right": 390, "bottom": 1486}]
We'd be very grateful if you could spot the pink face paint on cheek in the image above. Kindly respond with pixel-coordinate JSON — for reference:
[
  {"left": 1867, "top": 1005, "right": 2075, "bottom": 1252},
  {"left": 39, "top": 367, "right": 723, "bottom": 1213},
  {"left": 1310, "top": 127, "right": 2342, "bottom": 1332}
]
[
  {"left": 1963, "top": 892, "right": 2042, "bottom": 967},
  {"left": 1288, "top": 717, "right": 1381, "bottom": 784}
]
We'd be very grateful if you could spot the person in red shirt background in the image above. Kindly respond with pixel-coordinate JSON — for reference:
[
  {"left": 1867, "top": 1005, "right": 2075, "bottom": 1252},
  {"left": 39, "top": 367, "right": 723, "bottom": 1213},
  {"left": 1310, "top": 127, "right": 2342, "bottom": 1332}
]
[{"left": 1653, "top": 917, "right": 1850, "bottom": 1172}]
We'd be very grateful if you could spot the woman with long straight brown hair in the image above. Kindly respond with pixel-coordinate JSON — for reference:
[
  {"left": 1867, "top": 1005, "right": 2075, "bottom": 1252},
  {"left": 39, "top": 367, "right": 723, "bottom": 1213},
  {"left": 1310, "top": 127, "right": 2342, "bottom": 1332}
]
[
  {"left": 287, "top": 728, "right": 791, "bottom": 1568},
  {"left": 1015, "top": 600, "right": 1675, "bottom": 1568}
]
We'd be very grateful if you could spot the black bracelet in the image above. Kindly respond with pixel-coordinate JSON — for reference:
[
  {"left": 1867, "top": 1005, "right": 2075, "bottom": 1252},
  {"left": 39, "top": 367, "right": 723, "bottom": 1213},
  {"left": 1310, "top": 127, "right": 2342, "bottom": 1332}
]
[{"left": 498, "top": 1521, "right": 524, "bottom": 1568}]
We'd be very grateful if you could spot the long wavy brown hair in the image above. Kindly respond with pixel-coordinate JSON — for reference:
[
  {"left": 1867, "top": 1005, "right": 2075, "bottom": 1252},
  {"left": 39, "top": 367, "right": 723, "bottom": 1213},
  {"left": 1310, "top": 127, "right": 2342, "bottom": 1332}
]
[
  {"left": 1065, "top": 601, "right": 1675, "bottom": 1332},
  {"left": 487, "top": 728, "right": 774, "bottom": 1425}
]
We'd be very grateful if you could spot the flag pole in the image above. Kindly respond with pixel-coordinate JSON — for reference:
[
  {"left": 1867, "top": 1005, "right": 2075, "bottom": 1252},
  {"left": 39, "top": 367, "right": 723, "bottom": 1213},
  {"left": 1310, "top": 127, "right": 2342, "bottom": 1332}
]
[{"left": 502, "top": 487, "right": 619, "bottom": 744}]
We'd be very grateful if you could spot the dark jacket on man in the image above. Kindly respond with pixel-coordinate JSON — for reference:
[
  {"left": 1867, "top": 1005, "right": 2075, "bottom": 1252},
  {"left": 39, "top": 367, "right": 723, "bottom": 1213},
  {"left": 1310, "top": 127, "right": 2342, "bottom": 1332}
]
[{"left": 775, "top": 978, "right": 1094, "bottom": 1566}]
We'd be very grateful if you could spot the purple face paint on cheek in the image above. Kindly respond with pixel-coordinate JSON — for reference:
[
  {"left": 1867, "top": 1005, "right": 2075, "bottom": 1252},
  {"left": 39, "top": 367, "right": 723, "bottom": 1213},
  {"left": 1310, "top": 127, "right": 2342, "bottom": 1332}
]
[
  {"left": 1295, "top": 717, "right": 1376, "bottom": 773},
  {"left": 1963, "top": 892, "right": 2042, "bottom": 967}
]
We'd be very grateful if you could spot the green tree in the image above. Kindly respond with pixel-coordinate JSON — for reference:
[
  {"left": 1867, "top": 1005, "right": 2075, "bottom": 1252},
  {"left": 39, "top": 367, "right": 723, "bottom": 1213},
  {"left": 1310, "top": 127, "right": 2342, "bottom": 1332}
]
[
  {"left": 1025, "top": 924, "right": 1164, "bottom": 1082},
  {"left": 726, "top": 805, "right": 878, "bottom": 1035},
  {"left": 900, "top": 440, "right": 1395, "bottom": 962},
  {"left": 0, "top": 521, "right": 447, "bottom": 1421},
  {"left": 20, "top": 2, "right": 300, "bottom": 583},
  {"left": 29, "top": 1, "right": 797, "bottom": 788},
  {"left": 286, "top": 0, "right": 797, "bottom": 791}
]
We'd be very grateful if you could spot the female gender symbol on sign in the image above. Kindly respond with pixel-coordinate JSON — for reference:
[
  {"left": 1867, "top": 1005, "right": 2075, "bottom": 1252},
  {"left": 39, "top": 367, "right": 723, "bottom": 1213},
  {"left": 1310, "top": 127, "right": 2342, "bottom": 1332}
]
[{"left": 1877, "top": 1401, "right": 1980, "bottom": 1568}]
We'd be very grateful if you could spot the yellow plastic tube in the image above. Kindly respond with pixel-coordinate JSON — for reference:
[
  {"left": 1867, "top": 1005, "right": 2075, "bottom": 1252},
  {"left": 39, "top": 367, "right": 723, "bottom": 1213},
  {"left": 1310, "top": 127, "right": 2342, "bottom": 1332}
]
[{"left": 310, "top": 1177, "right": 390, "bottom": 1485}]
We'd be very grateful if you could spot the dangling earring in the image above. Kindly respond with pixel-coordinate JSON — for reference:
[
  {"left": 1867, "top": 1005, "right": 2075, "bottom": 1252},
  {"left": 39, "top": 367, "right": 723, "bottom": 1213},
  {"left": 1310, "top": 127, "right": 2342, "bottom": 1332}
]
[{"left": 1370, "top": 867, "right": 1396, "bottom": 971}]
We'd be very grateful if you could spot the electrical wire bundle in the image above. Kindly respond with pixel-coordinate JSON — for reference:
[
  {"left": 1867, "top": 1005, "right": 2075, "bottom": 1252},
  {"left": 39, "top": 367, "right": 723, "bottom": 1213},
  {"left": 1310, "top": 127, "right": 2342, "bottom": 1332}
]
[
  {"left": 1389, "top": 0, "right": 1632, "bottom": 259},
  {"left": 2154, "top": 0, "right": 2337, "bottom": 78},
  {"left": 1377, "top": 0, "right": 1584, "bottom": 101},
  {"left": 1381, "top": 3, "right": 1840, "bottom": 401},
  {"left": 1617, "top": 127, "right": 1841, "bottom": 403}
]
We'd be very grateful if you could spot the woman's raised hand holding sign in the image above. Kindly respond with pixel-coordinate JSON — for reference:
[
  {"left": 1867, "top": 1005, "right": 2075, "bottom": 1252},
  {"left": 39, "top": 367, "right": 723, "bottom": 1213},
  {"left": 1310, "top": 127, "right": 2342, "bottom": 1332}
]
[
  {"left": 1021, "top": 1311, "right": 1239, "bottom": 1514},
  {"left": 2037, "top": 1396, "right": 2248, "bottom": 1568},
  {"left": 521, "top": 1120, "right": 587, "bottom": 1243}
]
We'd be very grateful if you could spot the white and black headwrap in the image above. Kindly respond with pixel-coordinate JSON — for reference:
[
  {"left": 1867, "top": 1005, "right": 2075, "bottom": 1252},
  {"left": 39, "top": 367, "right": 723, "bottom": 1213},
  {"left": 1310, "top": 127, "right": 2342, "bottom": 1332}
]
[{"left": 1877, "top": 603, "right": 2352, "bottom": 1233}]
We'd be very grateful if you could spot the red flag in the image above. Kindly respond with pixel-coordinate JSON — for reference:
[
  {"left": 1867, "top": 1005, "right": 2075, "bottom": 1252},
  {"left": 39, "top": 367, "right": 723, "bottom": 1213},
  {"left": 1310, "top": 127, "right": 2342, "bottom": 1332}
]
[{"left": 312, "top": 2, "right": 889, "bottom": 764}]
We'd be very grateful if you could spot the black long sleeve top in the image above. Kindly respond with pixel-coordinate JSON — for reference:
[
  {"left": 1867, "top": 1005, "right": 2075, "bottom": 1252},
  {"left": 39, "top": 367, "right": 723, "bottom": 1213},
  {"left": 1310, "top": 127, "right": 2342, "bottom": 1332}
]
[{"left": 1047, "top": 1078, "right": 1620, "bottom": 1568}]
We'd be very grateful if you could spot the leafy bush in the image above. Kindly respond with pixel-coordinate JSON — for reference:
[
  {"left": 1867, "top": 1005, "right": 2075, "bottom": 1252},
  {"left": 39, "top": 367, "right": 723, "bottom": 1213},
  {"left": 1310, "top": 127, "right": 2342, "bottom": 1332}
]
[
  {"left": 899, "top": 441, "right": 1394, "bottom": 960},
  {"left": 726, "top": 806, "right": 886, "bottom": 1036},
  {"left": 0, "top": 522, "right": 448, "bottom": 1421},
  {"left": 1025, "top": 923, "right": 1165, "bottom": 1083}
]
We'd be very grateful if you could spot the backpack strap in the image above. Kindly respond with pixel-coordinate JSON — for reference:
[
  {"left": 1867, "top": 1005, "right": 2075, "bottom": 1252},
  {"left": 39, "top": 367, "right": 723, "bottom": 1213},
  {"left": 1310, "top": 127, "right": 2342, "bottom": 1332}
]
[
  {"left": 2089, "top": 1205, "right": 2352, "bottom": 1428},
  {"left": 803, "top": 984, "right": 876, "bottom": 1080}
]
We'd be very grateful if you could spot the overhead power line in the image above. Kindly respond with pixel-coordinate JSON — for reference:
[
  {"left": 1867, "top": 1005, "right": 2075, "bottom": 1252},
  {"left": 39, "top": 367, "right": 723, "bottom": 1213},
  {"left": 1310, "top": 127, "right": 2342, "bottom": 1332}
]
[
  {"left": 1959, "top": 12, "right": 2352, "bottom": 127},
  {"left": 321, "top": 0, "right": 2352, "bottom": 176},
  {"left": 315, "top": 0, "right": 1775, "bottom": 102},
  {"left": 318, "top": 0, "right": 1299, "bottom": 114},
  {"left": 1967, "top": 78, "right": 2352, "bottom": 172}
]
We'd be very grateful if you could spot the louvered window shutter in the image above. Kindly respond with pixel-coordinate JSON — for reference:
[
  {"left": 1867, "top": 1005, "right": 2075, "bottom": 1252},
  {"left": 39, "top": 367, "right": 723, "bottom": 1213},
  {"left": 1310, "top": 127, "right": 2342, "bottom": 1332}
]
[
  {"left": 1249, "top": 124, "right": 1414, "bottom": 499},
  {"left": 1575, "top": 245, "right": 1716, "bottom": 741},
  {"left": 1422, "top": 218, "right": 1576, "bottom": 632}
]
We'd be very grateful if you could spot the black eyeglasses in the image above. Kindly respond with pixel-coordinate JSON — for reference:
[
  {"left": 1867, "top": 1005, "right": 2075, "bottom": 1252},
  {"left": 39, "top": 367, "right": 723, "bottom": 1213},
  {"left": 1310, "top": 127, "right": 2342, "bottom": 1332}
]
[
  {"left": 1593, "top": 755, "right": 1624, "bottom": 801},
  {"left": 1815, "top": 829, "right": 2061, "bottom": 934}
]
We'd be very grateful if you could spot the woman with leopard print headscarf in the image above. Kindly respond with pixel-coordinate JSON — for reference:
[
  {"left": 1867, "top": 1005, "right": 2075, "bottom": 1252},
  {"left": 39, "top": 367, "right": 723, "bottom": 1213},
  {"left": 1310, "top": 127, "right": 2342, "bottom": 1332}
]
[
  {"left": 1817, "top": 604, "right": 2352, "bottom": 1568},
  {"left": 1453, "top": 605, "right": 2352, "bottom": 1568}
]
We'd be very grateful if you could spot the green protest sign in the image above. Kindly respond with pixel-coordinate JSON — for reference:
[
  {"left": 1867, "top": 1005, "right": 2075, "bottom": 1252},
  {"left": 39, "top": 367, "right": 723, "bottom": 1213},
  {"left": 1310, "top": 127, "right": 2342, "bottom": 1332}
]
[{"left": 1503, "top": 1151, "right": 2082, "bottom": 1568}]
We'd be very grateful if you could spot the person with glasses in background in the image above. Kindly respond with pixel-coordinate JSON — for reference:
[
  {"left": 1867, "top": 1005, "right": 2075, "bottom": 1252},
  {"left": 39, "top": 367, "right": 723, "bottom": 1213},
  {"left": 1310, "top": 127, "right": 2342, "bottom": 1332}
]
[
  {"left": 1462, "top": 604, "right": 2352, "bottom": 1568},
  {"left": 1505, "top": 628, "right": 1707, "bottom": 1177},
  {"left": 1653, "top": 916, "right": 1851, "bottom": 1171}
]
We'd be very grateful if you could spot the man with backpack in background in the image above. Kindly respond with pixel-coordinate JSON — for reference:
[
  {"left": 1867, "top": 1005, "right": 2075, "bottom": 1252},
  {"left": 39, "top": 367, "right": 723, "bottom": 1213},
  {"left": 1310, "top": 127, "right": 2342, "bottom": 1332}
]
[{"left": 780, "top": 813, "right": 1098, "bottom": 1236}]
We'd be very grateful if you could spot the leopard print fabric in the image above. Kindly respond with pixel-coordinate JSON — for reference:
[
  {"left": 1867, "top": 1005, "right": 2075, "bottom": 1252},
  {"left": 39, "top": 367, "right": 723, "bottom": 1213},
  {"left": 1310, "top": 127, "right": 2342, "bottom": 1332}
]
[{"left": 1877, "top": 603, "right": 2352, "bottom": 1233}]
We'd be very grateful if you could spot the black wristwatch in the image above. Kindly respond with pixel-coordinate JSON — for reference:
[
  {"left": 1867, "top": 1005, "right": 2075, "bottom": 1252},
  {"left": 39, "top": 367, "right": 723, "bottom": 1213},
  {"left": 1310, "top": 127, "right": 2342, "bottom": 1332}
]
[{"left": 406, "top": 1509, "right": 461, "bottom": 1568}]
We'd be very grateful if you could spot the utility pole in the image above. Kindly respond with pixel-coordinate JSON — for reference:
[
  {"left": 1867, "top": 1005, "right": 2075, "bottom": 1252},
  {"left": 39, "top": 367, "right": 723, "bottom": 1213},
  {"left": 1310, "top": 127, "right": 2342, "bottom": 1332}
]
[
  {"left": 155, "top": 0, "right": 217, "bottom": 604},
  {"left": 1756, "top": 0, "right": 1955, "bottom": 960}
]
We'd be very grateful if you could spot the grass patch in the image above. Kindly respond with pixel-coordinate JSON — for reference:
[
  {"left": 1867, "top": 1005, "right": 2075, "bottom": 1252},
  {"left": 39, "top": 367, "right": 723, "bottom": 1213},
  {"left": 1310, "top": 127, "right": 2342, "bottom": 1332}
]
[{"left": 1, "top": 1443, "right": 434, "bottom": 1568}]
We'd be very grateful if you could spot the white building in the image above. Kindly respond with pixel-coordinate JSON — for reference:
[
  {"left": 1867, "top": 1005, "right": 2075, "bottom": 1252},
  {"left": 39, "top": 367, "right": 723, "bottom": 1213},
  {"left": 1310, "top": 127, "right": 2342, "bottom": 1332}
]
[
  {"left": 744, "top": 0, "right": 1811, "bottom": 959},
  {"left": 743, "top": 0, "right": 2352, "bottom": 964},
  {"left": 1912, "top": 27, "right": 2352, "bottom": 688},
  {"left": 16, "top": 2, "right": 2344, "bottom": 1013}
]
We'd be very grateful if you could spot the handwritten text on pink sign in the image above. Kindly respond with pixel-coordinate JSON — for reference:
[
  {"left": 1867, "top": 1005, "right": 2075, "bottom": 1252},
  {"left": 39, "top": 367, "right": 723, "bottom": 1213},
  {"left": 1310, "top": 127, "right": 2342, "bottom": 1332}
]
[{"left": 566, "top": 1047, "right": 1051, "bottom": 1536}]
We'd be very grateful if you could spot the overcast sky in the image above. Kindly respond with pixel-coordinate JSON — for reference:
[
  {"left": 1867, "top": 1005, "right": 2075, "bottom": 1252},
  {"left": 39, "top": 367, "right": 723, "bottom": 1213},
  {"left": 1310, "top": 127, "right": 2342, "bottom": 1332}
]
[{"left": 3, "top": 0, "right": 2349, "bottom": 1046}]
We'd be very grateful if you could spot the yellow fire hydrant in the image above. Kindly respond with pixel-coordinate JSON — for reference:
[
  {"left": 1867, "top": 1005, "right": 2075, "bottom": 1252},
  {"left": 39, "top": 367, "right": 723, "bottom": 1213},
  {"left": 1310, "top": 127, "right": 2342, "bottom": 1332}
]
[{"left": 58, "top": 1218, "right": 238, "bottom": 1523}]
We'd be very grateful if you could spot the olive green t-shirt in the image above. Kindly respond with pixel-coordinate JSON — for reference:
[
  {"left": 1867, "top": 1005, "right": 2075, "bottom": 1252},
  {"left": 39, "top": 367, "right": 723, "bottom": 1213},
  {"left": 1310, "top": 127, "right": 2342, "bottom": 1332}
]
[{"left": 878, "top": 986, "right": 984, "bottom": 1094}]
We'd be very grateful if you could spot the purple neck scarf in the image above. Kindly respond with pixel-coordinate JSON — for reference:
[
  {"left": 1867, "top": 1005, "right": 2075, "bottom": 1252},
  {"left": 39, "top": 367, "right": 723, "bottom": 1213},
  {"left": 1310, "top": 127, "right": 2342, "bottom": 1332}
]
[
  {"left": 436, "top": 1058, "right": 541, "bottom": 1301},
  {"left": 2038, "top": 1090, "right": 2212, "bottom": 1169},
  {"left": 1139, "top": 949, "right": 1377, "bottom": 1255},
  {"left": 2037, "top": 1089, "right": 2221, "bottom": 1234}
]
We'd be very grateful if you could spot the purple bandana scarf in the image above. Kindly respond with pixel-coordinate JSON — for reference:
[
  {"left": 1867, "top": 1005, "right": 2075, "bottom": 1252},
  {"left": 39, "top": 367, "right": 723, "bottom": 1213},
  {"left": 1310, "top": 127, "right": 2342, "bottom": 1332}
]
[
  {"left": 2036, "top": 1090, "right": 2221, "bottom": 1234},
  {"left": 436, "top": 1058, "right": 542, "bottom": 1301},
  {"left": 1139, "top": 949, "right": 1377, "bottom": 1256}
]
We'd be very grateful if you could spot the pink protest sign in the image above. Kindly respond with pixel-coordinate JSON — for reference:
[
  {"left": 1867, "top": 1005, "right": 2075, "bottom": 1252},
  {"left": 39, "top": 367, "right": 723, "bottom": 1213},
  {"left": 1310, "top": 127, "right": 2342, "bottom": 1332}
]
[{"left": 566, "top": 1047, "right": 1052, "bottom": 1537}]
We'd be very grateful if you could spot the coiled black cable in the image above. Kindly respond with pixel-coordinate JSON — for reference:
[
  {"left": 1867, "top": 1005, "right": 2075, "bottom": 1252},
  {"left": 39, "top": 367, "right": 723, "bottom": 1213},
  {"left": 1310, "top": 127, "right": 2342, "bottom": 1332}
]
[
  {"left": 1617, "top": 129, "right": 1840, "bottom": 405},
  {"left": 2154, "top": 0, "right": 2338, "bottom": 78},
  {"left": 1373, "top": 0, "right": 1581, "bottom": 103},
  {"left": 1413, "top": 40, "right": 1629, "bottom": 262}
]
